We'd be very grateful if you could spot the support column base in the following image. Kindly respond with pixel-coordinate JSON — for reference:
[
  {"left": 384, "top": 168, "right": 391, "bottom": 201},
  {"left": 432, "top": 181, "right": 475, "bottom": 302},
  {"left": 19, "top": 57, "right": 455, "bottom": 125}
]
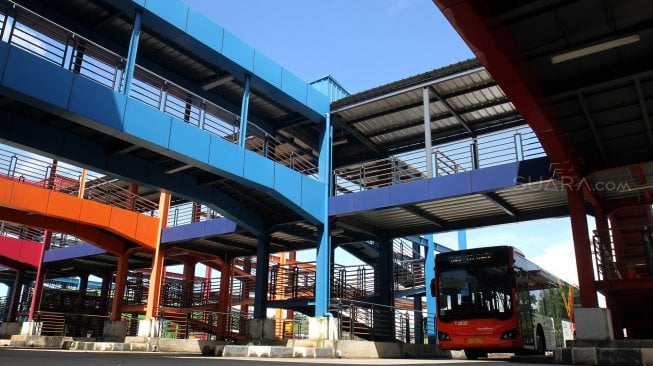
[
  {"left": 308, "top": 316, "right": 339, "bottom": 340},
  {"left": 137, "top": 319, "right": 163, "bottom": 338},
  {"left": 247, "top": 318, "right": 275, "bottom": 341},
  {"left": 576, "top": 308, "right": 614, "bottom": 341},
  {"left": 0, "top": 322, "right": 21, "bottom": 336},
  {"left": 103, "top": 320, "right": 128, "bottom": 341},
  {"left": 20, "top": 321, "right": 42, "bottom": 336}
]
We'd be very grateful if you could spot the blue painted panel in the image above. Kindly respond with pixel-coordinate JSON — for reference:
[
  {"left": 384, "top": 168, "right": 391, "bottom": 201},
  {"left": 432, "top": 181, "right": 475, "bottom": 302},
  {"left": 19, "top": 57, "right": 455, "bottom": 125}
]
[
  {"left": 122, "top": 98, "right": 172, "bottom": 152},
  {"left": 253, "top": 52, "right": 282, "bottom": 89},
  {"left": 161, "top": 225, "right": 193, "bottom": 243},
  {"left": 222, "top": 30, "right": 254, "bottom": 71},
  {"left": 169, "top": 117, "right": 211, "bottom": 163},
  {"left": 281, "top": 68, "right": 308, "bottom": 104},
  {"left": 389, "top": 179, "right": 429, "bottom": 206},
  {"left": 184, "top": 7, "right": 224, "bottom": 53},
  {"left": 44, "top": 244, "right": 105, "bottom": 262},
  {"left": 144, "top": 0, "right": 188, "bottom": 36},
  {"left": 307, "top": 85, "right": 330, "bottom": 116},
  {"left": 470, "top": 162, "right": 518, "bottom": 192},
  {"left": 243, "top": 151, "right": 275, "bottom": 188},
  {"left": 209, "top": 135, "right": 244, "bottom": 178},
  {"left": 355, "top": 187, "right": 391, "bottom": 212},
  {"left": 274, "top": 166, "right": 302, "bottom": 206},
  {"left": 0, "top": 42, "right": 10, "bottom": 81},
  {"left": 2, "top": 46, "right": 73, "bottom": 112},
  {"left": 67, "top": 74, "right": 126, "bottom": 134},
  {"left": 328, "top": 194, "right": 355, "bottom": 216},
  {"left": 203, "top": 217, "right": 237, "bottom": 236},
  {"left": 428, "top": 172, "right": 472, "bottom": 200},
  {"left": 300, "top": 175, "right": 325, "bottom": 218},
  {"left": 517, "top": 157, "right": 554, "bottom": 181}
]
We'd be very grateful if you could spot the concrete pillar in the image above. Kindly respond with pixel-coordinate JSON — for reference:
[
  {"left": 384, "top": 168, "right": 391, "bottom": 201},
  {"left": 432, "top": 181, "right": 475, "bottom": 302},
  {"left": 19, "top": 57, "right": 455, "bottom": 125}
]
[
  {"left": 567, "top": 187, "right": 598, "bottom": 307},
  {"left": 28, "top": 231, "right": 52, "bottom": 321},
  {"left": 253, "top": 235, "right": 270, "bottom": 319}
]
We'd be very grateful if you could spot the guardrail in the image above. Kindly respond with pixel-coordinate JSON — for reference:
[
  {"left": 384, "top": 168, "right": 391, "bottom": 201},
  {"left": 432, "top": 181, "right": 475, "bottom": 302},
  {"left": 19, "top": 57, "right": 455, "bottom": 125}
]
[
  {"left": 167, "top": 202, "right": 222, "bottom": 227},
  {"left": 0, "top": 146, "right": 158, "bottom": 214},
  {"left": 330, "top": 299, "right": 434, "bottom": 344},
  {"left": 0, "top": 0, "right": 318, "bottom": 176},
  {"left": 334, "top": 127, "right": 545, "bottom": 195},
  {"left": 592, "top": 225, "right": 653, "bottom": 280}
]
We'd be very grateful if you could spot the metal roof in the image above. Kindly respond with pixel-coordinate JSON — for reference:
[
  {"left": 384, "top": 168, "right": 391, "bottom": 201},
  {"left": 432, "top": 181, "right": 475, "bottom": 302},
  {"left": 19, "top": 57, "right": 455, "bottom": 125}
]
[{"left": 330, "top": 59, "right": 525, "bottom": 167}]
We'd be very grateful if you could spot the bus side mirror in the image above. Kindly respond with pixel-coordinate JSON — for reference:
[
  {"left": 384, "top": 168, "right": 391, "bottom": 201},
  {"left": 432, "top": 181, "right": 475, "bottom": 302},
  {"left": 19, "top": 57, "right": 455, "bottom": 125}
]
[{"left": 430, "top": 278, "right": 437, "bottom": 297}]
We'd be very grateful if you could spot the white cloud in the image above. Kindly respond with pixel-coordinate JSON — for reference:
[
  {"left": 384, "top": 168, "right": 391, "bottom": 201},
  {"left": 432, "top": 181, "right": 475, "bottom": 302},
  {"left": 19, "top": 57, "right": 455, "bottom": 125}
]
[{"left": 530, "top": 242, "right": 578, "bottom": 286}]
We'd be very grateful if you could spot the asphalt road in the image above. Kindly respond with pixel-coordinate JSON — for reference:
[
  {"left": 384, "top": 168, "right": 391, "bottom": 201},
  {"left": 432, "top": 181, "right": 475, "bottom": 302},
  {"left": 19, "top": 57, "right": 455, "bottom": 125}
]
[{"left": 0, "top": 348, "right": 553, "bottom": 366}]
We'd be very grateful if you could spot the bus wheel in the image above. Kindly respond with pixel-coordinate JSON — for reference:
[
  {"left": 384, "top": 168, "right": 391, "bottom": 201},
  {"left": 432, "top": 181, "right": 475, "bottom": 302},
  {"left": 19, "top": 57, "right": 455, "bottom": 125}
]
[
  {"left": 464, "top": 349, "right": 488, "bottom": 360},
  {"left": 535, "top": 326, "right": 546, "bottom": 355}
]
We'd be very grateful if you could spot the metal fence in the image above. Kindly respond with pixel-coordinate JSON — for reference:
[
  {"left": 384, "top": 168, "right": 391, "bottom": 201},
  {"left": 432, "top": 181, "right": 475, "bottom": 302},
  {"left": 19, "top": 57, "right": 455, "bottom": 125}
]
[
  {"left": 334, "top": 127, "right": 545, "bottom": 194},
  {"left": 592, "top": 225, "right": 653, "bottom": 281}
]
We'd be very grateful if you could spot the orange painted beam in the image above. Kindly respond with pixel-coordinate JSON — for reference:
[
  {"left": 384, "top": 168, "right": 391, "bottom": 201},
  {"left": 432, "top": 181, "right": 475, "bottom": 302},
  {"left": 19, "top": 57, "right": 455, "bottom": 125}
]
[{"left": 0, "top": 176, "right": 159, "bottom": 252}]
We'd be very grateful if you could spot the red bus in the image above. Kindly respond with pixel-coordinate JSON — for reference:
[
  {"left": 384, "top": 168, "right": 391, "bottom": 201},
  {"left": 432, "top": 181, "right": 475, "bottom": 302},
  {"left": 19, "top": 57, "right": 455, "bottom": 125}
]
[{"left": 433, "top": 246, "right": 575, "bottom": 360}]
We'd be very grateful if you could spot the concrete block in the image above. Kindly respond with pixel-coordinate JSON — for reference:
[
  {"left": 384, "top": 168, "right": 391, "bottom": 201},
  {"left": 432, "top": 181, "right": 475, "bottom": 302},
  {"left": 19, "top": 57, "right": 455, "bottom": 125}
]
[
  {"left": 315, "top": 347, "right": 333, "bottom": 358},
  {"left": 129, "top": 342, "right": 148, "bottom": 352},
  {"left": 248, "top": 345, "right": 271, "bottom": 357},
  {"left": 308, "top": 316, "right": 339, "bottom": 340},
  {"left": 20, "top": 321, "right": 42, "bottom": 336},
  {"left": 113, "top": 343, "right": 125, "bottom": 351},
  {"left": 0, "top": 322, "right": 21, "bottom": 335},
  {"left": 575, "top": 308, "right": 614, "bottom": 341},
  {"left": 555, "top": 347, "right": 573, "bottom": 364},
  {"left": 642, "top": 348, "right": 653, "bottom": 366},
  {"left": 137, "top": 319, "right": 163, "bottom": 338},
  {"left": 103, "top": 320, "right": 127, "bottom": 341},
  {"left": 223, "top": 345, "right": 249, "bottom": 357},
  {"left": 597, "top": 348, "right": 642, "bottom": 366},
  {"left": 572, "top": 347, "right": 597, "bottom": 365},
  {"left": 214, "top": 345, "right": 225, "bottom": 356},
  {"left": 247, "top": 318, "right": 275, "bottom": 340},
  {"left": 94, "top": 342, "right": 113, "bottom": 351},
  {"left": 292, "top": 346, "right": 311, "bottom": 358},
  {"left": 270, "top": 346, "right": 293, "bottom": 358},
  {"left": 0, "top": 339, "right": 11, "bottom": 346}
]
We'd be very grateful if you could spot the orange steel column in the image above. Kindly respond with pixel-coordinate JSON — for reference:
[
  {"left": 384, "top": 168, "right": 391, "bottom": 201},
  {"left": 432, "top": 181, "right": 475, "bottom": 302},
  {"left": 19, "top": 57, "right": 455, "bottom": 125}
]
[
  {"left": 127, "top": 183, "right": 138, "bottom": 211},
  {"left": 275, "top": 252, "right": 286, "bottom": 339},
  {"left": 110, "top": 251, "right": 130, "bottom": 321},
  {"left": 28, "top": 230, "right": 52, "bottom": 321},
  {"left": 77, "top": 169, "right": 87, "bottom": 198},
  {"left": 567, "top": 187, "right": 599, "bottom": 307},
  {"left": 145, "top": 191, "right": 171, "bottom": 319}
]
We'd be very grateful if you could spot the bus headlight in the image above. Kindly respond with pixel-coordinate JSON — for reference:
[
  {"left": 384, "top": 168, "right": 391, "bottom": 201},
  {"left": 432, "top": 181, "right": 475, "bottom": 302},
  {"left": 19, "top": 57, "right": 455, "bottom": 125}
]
[
  {"left": 438, "top": 331, "right": 451, "bottom": 341},
  {"left": 500, "top": 329, "right": 518, "bottom": 340}
]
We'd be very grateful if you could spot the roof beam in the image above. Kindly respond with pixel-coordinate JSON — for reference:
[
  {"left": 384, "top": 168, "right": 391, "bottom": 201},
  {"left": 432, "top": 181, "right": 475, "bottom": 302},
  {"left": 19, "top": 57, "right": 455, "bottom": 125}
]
[
  {"left": 334, "top": 217, "right": 384, "bottom": 240},
  {"left": 482, "top": 192, "right": 518, "bottom": 217},
  {"left": 332, "top": 116, "right": 384, "bottom": 156},
  {"left": 366, "top": 97, "right": 510, "bottom": 139},
  {"left": 401, "top": 206, "right": 447, "bottom": 228},
  {"left": 577, "top": 94, "right": 607, "bottom": 165},
  {"left": 634, "top": 79, "right": 653, "bottom": 150},
  {"left": 343, "top": 81, "right": 499, "bottom": 126},
  {"left": 429, "top": 86, "right": 476, "bottom": 137}
]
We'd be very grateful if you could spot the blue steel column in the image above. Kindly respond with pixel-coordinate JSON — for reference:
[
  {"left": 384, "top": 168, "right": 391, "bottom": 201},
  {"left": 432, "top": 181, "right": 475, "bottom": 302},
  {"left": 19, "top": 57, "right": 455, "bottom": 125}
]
[
  {"left": 253, "top": 235, "right": 270, "bottom": 319},
  {"left": 412, "top": 241, "right": 424, "bottom": 344},
  {"left": 237, "top": 75, "right": 252, "bottom": 147},
  {"left": 458, "top": 230, "right": 467, "bottom": 250},
  {"left": 315, "top": 112, "right": 332, "bottom": 317},
  {"left": 424, "top": 234, "right": 437, "bottom": 343},
  {"left": 122, "top": 10, "right": 142, "bottom": 95}
]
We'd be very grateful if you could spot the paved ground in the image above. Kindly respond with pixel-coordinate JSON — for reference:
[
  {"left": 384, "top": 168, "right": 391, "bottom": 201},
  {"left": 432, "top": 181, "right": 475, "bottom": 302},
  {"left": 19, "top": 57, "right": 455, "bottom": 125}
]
[{"left": 0, "top": 348, "right": 553, "bottom": 366}]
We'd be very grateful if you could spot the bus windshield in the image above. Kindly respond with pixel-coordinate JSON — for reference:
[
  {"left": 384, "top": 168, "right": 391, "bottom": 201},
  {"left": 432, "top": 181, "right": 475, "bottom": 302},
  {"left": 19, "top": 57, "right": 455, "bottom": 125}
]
[{"left": 438, "top": 264, "right": 513, "bottom": 321}]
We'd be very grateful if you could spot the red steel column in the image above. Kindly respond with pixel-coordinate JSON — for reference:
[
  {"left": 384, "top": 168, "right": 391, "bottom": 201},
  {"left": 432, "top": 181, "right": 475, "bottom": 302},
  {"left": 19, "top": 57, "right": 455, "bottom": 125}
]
[
  {"left": 7, "top": 269, "right": 25, "bottom": 322},
  {"left": 182, "top": 259, "right": 197, "bottom": 307},
  {"left": 567, "top": 187, "right": 598, "bottom": 307},
  {"left": 217, "top": 255, "right": 233, "bottom": 338},
  {"left": 28, "top": 230, "right": 52, "bottom": 321}
]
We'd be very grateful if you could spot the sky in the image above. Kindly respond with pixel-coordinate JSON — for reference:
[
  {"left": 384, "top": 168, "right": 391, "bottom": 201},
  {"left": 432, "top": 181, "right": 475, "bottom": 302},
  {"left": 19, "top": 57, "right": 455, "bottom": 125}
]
[{"left": 183, "top": 0, "right": 590, "bottom": 285}]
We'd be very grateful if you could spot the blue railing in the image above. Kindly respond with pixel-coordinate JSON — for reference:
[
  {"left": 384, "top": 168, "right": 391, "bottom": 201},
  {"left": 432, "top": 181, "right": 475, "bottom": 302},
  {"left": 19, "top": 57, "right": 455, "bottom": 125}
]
[{"left": 0, "top": 0, "right": 318, "bottom": 175}]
